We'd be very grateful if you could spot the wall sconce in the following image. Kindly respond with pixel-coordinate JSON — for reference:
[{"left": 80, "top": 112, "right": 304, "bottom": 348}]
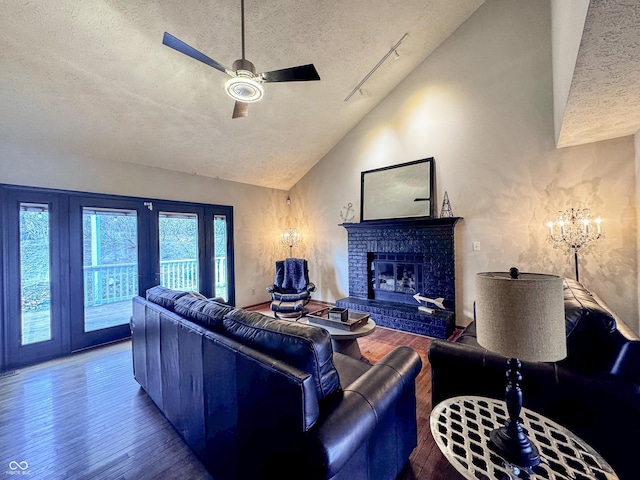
[
  {"left": 280, "top": 228, "right": 301, "bottom": 258},
  {"left": 547, "top": 208, "right": 603, "bottom": 282}
]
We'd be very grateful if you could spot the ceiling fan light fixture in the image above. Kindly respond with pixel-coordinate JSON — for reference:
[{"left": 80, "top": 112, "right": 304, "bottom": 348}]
[{"left": 225, "top": 73, "right": 264, "bottom": 103}]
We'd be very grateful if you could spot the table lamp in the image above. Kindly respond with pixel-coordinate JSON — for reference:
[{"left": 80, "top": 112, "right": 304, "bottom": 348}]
[{"left": 475, "top": 268, "right": 566, "bottom": 467}]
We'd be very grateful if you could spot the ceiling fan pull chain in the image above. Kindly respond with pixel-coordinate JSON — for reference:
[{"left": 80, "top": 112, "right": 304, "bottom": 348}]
[{"left": 240, "top": 0, "right": 245, "bottom": 60}]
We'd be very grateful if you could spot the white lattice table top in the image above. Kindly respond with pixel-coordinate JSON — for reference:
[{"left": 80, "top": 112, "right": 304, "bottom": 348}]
[{"left": 430, "top": 396, "right": 618, "bottom": 480}]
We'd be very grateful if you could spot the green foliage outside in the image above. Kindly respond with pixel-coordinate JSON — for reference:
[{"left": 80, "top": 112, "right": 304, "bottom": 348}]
[{"left": 20, "top": 210, "right": 50, "bottom": 312}]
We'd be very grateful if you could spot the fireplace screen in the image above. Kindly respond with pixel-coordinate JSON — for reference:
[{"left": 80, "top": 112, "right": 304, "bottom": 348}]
[{"left": 370, "top": 254, "right": 424, "bottom": 303}]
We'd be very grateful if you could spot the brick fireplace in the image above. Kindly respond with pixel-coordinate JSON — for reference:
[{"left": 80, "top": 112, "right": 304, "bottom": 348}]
[{"left": 337, "top": 217, "right": 460, "bottom": 338}]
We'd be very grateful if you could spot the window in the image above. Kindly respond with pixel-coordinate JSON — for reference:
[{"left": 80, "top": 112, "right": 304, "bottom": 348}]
[
  {"left": 159, "top": 212, "right": 199, "bottom": 291},
  {"left": 214, "top": 215, "right": 228, "bottom": 301},
  {"left": 20, "top": 203, "right": 52, "bottom": 345}
]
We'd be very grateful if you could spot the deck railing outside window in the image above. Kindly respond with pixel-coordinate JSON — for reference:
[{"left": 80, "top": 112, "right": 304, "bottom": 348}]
[{"left": 81, "top": 258, "right": 227, "bottom": 307}]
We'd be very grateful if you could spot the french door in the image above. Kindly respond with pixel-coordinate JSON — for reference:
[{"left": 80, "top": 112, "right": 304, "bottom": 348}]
[
  {"left": 148, "top": 201, "right": 232, "bottom": 301},
  {"left": 1, "top": 185, "right": 234, "bottom": 369},
  {"left": 69, "top": 197, "right": 150, "bottom": 351}
]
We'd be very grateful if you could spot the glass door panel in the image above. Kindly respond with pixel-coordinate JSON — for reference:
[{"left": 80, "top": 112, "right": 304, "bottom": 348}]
[
  {"left": 159, "top": 212, "right": 199, "bottom": 291},
  {"left": 213, "top": 215, "right": 228, "bottom": 301},
  {"left": 82, "top": 207, "right": 138, "bottom": 332},
  {"left": 5, "top": 190, "right": 65, "bottom": 368},
  {"left": 20, "top": 203, "right": 52, "bottom": 345}
]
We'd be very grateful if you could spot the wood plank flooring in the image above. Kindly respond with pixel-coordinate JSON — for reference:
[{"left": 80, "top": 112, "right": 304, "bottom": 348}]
[{"left": 0, "top": 307, "right": 462, "bottom": 480}]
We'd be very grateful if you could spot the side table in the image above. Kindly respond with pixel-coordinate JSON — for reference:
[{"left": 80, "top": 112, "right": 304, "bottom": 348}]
[{"left": 430, "top": 395, "right": 618, "bottom": 480}]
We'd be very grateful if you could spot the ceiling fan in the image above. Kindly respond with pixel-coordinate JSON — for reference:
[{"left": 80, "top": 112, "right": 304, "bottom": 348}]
[{"left": 162, "top": 0, "right": 320, "bottom": 119}]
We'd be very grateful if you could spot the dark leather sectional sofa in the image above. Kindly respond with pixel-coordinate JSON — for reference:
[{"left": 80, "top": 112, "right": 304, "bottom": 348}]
[
  {"left": 131, "top": 286, "right": 422, "bottom": 480},
  {"left": 428, "top": 278, "right": 640, "bottom": 480}
]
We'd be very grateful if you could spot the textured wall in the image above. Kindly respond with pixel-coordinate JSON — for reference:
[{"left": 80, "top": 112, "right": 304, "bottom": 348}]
[
  {"left": 0, "top": 142, "right": 289, "bottom": 308},
  {"left": 290, "top": 0, "right": 639, "bottom": 332}
]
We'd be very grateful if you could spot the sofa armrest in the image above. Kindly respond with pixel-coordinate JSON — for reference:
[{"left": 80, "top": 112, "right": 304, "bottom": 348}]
[
  {"left": 266, "top": 284, "right": 276, "bottom": 294},
  {"left": 611, "top": 340, "right": 640, "bottom": 385},
  {"left": 309, "top": 347, "right": 421, "bottom": 477},
  {"left": 306, "top": 282, "right": 317, "bottom": 293}
]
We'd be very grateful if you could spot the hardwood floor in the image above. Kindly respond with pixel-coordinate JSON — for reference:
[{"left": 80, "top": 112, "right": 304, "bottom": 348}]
[{"left": 0, "top": 310, "right": 462, "bottom": 480}]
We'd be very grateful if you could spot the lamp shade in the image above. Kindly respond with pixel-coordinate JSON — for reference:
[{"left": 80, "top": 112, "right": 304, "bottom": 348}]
[{"left": 476, "top": 271, "right": 566, "bottom": 362}]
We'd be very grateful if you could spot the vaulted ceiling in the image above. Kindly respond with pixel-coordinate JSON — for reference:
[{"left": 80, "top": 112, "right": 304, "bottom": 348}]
[
  {"left": 1, "top": 1, "right": 638, "bottom": 191},
  {"left": 0, "top": 0, "right": 485, "bottom": 190}
]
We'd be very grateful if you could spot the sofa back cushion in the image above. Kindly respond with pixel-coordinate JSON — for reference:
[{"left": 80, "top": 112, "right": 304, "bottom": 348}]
[
  {"left": 146, "top": 285, "right": 190, "bottom": 311},
  {"left": 174, "top": 296, "right": 234, "bottom": 330},
  {"left": 223, "top": 309, "right": 340, "bottom": 400}
]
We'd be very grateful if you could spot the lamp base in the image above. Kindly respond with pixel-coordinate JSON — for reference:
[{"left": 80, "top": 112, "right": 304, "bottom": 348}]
[{"left": 489, "top": 424, "right": 540, "bottom": 468}]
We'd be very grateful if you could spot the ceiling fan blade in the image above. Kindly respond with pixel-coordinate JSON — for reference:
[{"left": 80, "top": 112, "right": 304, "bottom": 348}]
[
  {"left": 260, "top": 64, "right": 320, "bottom": 83},
  {"left": 162, "top": 32, "right": 230, "bottom": 75},
  {"left": 232, "top": 101, "right": 249, "bottom": 119}
]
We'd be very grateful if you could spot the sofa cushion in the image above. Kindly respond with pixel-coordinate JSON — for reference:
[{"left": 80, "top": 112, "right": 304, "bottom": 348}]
[
  {"left": 223, "top": 309, "right": 340, "bottom": 400},
  {"left": 174, "top": 296, "right": 234, "bottom": 330},
  {"left": 146, "top": 285, "right": 189, "bottom": 311}
]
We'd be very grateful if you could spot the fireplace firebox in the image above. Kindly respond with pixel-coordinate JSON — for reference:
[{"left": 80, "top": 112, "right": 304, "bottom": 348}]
[{"left": 369, "top": 253, "right": 424, "bottom": 303}]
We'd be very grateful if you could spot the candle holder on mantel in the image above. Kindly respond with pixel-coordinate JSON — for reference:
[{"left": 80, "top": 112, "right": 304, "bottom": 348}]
[{"left": 547, "top": 208, "right": 603, "bottom": 282}]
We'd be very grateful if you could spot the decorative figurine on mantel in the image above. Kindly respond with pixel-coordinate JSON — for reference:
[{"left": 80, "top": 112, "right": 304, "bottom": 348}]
[
  {"left": 340, "top": 202, "right": 355, "bottom": 223},
  {"left": 413, "top": 293, "right": 445, "bottom": 314},
  {"left": 440, "top": 191, "right": 453, "bottom": 218}
]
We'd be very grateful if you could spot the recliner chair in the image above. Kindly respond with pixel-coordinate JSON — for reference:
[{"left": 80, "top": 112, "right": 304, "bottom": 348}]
[{"left": 266, "top": 258, "right": 316, "bottom": 318}]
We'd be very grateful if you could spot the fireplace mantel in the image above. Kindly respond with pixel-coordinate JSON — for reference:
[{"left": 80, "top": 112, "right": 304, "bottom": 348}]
[
  {"left": 338, "top": 216, "right": 462, "bottom": 338},
  {"left": 340, "top": 216, "right": 461, "bottom": 230}
]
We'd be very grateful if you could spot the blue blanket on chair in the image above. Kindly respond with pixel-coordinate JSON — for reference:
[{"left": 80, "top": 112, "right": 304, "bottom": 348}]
[{"left": 282, "top": 258, "right": 307, "bottom": 292}]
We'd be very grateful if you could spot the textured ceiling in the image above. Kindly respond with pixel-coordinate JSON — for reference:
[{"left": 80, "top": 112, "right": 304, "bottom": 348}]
[
  {"left": 557, "top": 0, "right": 640, "bottom": 148},
  {"left": 0, "top": 0, "right": 485, "bottom": 190},
  {"left": 3, "top": 1, "right": 636, "bottom": 190}
]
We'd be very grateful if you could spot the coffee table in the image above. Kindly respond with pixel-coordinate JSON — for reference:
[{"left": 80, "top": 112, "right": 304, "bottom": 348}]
[{"left": 299, "top": 313, "right": 376, "bottom": 359}]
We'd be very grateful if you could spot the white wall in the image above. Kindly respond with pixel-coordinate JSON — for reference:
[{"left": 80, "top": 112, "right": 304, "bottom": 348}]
[
  {"left": 0, "top": 143, "right": 289, "bottom": 308},
  {"left": 290, "top": 0, "right": 639, "bottom": 332},
  {"left": 551, "top": 0, "right": 590, "bottom": 146}
]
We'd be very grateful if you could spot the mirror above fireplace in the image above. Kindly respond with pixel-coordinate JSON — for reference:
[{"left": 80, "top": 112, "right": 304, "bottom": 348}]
[{"left": 360, "top": 157, "right": 436, "bottom": 221}]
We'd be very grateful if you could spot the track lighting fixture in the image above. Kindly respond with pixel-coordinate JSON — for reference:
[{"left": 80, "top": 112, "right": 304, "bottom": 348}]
[{"left": 344, "top": 33, "right": 408, "bottom": 101}]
